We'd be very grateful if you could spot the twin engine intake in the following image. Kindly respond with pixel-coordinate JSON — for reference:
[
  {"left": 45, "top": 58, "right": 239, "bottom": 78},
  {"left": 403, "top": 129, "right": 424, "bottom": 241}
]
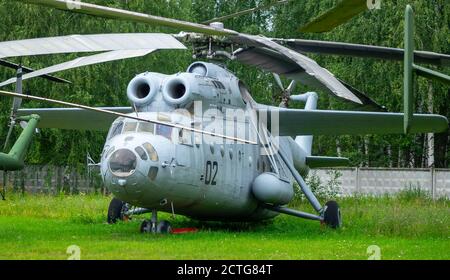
[
  {"left": 127, "top": 62, "right": 233, "bottom": 109},
  {"left": 127, "top": 74, "right": 161, "bottom": 107}
]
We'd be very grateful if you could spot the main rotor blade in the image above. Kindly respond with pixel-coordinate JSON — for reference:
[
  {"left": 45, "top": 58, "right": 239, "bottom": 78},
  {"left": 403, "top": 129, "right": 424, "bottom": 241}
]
[
  {"left": 0, "top": 59, "right": 71, "bottom": 84},
  {"left": 203, "top": 0, "right": 292, "bottom": 24},
  {"left": 0, "top": 90, "right": 256, "bottom": 145},
  {"left": 274, "top": 39, "right": 450, "bottom": 67},
  {"left": 18, "top": 0, "right": 237, "bottom": 36},
  {"left": 337, "top": 78, "right": 386, "bottom": 111},
  {"left": 234, "top": 34, "right": 363, "bottom": 104},
  {"left": 299, "top": 0, "right": 369, "bottom": 33},
  {"left": 0, "top": 49, "right": 156, "bottom": 88},
  {"left": 0, "top": 33, "right": 185, "bottom": 59}
]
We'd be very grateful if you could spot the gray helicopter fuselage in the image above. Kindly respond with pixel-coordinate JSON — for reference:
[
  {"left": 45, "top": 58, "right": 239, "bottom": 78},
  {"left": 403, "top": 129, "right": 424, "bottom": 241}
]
[{"left": 99, "top": 62, "right": 306, "bottom": 221}]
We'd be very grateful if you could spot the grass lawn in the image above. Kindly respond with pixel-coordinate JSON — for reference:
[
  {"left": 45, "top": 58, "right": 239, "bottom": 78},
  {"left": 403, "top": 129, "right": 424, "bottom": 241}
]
[{"left": 0, "top": 192, "right": 448, "bottom": 260}]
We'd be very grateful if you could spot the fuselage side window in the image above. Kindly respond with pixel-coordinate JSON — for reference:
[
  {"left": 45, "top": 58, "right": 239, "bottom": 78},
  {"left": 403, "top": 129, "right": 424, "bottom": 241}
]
[
  {"left": 135, "top": 146, "right": 148, "bottom": 161},
  {"left": 156, "top": 124, "right": 173, "bottom": 141},
  {"left": 178, "top": 128, "right": 192, "bottom": 145}
]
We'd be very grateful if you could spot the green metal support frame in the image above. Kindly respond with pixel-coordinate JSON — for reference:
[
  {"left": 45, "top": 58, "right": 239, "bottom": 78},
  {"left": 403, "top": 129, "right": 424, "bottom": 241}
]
[
  {"left": 404, "top": 5, "right": 450, "bottom": 134},
  {"left": 0, "top": 114, "right": 40, "bottom": 200}
]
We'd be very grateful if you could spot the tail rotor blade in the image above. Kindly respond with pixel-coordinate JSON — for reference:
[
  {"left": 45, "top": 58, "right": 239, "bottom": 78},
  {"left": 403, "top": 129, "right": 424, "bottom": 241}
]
[
  {"left": 286, "top": 80, "right": 297, "bottom": 95},
  {"left": 273, "top": 73, "right": 285, "bottom": 91}
]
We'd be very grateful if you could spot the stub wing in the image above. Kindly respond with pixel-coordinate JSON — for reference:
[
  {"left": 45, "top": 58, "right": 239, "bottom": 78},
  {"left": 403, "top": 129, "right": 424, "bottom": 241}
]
[
  {"left": 17, "top": 107, "right": 133, "bottom": 131},
  {"left": 265, "top": 108, "right": 448, "bottom": 136}
]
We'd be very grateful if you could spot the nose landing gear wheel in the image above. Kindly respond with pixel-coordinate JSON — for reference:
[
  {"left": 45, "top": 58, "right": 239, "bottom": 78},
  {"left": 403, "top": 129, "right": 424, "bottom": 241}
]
[
  {"left": 323, "top": 201, "right": 342, "bottom": 229},
  {"left": 140, "top": 220, "right": 154, "bottom": 233},
  {"left": 140, "top": 220, "right": 172, "bottom": 234},
  {"left": 140, "top": 209, "right": 172, "bottom": 234}
]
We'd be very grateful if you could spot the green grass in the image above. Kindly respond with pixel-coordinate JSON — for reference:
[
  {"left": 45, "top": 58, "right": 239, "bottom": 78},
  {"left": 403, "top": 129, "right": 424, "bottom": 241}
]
[{"left": 0, "top": 191, "right": 448, "bottom": 260}]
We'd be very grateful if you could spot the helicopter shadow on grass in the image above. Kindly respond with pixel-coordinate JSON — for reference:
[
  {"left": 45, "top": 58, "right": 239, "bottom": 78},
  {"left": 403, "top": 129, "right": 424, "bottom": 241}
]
[{"left": 181, "top": 219, "right": 275, "bottom": 233}]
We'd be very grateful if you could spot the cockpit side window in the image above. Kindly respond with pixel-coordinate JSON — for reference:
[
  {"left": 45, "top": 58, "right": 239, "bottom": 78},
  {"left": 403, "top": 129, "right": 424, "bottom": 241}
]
[
  {"left": 123, "top": 122, "right": 138, "bottom": 133},
  {"left": 108, "top": 121, "right": 123, "bottom": 140},
  {"left": 137, "top": 122, "right": 154, "bottom": 134},
  {"left": 156, "top": 124, "right": 173, "bottom": 141}
]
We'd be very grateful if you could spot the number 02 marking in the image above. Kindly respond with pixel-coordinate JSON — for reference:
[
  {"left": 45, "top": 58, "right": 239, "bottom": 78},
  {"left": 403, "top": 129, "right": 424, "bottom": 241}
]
[{"left": 205, "top": 161, "right": 218, "bottom": 185}]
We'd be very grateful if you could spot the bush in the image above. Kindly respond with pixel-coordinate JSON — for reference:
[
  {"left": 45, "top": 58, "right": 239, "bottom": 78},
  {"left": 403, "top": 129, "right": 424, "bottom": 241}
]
[
  {"left": 397, "top": 184, "right": 431, "bottom": 202},
  {"left": 294, "top": 170, "right": 342, "bottom": 201}
]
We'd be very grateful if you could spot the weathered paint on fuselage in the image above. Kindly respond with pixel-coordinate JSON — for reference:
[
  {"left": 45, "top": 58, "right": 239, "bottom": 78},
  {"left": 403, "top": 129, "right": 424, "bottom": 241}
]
[{"left": 100, "top": 62, "right": 300, "bottom": 221}]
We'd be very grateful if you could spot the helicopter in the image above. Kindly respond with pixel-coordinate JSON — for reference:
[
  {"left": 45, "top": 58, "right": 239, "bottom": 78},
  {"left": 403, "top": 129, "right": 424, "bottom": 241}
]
[{"left": 0, "top": 0, "right": 449, "bottom": 233}]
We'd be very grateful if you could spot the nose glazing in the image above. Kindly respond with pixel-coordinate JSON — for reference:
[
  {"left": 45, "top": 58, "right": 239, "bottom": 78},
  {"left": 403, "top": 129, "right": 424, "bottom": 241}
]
[{"left": 109, "top": 148, "right": 137, "bottom": 178}]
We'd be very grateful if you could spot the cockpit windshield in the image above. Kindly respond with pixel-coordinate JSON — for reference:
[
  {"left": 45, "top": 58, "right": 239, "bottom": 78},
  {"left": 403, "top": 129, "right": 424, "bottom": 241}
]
[
  {"left": 123, "top": 122, "right": 138, "bottom": 133},
  {"left": 107, "top": 120, "right": 173, "bottom": 141},
  {"left": 107, "top": 121, "right": 123, "bottom": 140},
  {"left": 137, "top": 122, "right": 154, "bottom": 134}
]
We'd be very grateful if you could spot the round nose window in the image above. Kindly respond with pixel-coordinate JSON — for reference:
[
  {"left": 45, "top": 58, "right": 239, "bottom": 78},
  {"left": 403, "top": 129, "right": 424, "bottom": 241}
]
[{"left": 109, "top": 149, "right": 137, "bottom": 177}]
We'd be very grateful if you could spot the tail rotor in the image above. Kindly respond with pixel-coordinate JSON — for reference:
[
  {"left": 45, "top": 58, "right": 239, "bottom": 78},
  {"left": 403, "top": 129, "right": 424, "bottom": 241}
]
[{"left": 273, "top": 73, "right": 297, "bottom": 108}]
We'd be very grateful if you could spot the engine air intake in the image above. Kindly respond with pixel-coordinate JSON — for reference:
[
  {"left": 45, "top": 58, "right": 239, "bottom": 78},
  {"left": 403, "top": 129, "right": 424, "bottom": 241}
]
[{"left": 127, "top": 75, "right": 159, "bottom": 106}]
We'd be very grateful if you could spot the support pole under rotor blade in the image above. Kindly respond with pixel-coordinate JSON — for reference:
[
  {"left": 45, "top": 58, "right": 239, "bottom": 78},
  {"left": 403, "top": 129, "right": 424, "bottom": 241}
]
[
  {"left": 403, "top": 5, "right": 450, "bottom": 134},
  {"left": 0, "top": 115, "right": 40, "bottom": 171},
  {"left": 413, "top": 64, "right": 450, "bottom": 85},
  {"left": 3, "top": 67, "right": 23, "bottom": 152},
  {"left": 1, "top": 171, "right": 6, "bottom": 200},
  {"left": 404, "top": 5, "right": 414, "bottom": 134},
  {"left": 13, "top": 67, "right": 23, "bottom": 112},
  {"left": 278, "top": 148, "right": 323, "bottom": 213},
  {"left": 0, "top": 59, "right": 71, "bottom": 84}
]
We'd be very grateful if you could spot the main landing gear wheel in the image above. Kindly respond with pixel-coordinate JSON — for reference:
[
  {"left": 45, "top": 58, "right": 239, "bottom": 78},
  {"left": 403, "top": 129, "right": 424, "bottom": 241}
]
[
  {"left": 107, "top": 198, "right": 129, "bottom": 224},
  {"left": 157, "top": 220, "right": 173, "bottom": 234},
  {"left": 323, "top": 201, "right": 342, "bottom": 229}
]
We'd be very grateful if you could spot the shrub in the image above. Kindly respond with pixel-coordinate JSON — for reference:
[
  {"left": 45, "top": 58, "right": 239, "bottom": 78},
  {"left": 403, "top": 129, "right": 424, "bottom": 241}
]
[{"left": 294, "top": 170, "right": 342, "bottom": 201}]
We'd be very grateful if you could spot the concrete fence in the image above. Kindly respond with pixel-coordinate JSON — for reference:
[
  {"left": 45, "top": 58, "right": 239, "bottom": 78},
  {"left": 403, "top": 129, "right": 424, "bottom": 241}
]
[
  {"left": 311, "top": 168, "right": 450, "bottom": 199},
  {"left": 1, "top": 165, "right": 449, "bottom": 199},
  {"left": 0, "top": 165, "right": 104, "bottom": 195}
]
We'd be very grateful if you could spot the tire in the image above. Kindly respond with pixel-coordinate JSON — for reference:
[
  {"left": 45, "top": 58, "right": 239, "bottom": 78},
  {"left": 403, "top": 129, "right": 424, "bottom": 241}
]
[
  {"left": 157, "top": 220, "right": 173, "bottom": 234},
  {"left": 323, "top": 201, "right": 342, "bottom": 229},
  {"left": 140, "top": 220, "right": 153, "bottom": 233},
  {"left": 107, "top": 198, "right": 126, "bottom": 224}
]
